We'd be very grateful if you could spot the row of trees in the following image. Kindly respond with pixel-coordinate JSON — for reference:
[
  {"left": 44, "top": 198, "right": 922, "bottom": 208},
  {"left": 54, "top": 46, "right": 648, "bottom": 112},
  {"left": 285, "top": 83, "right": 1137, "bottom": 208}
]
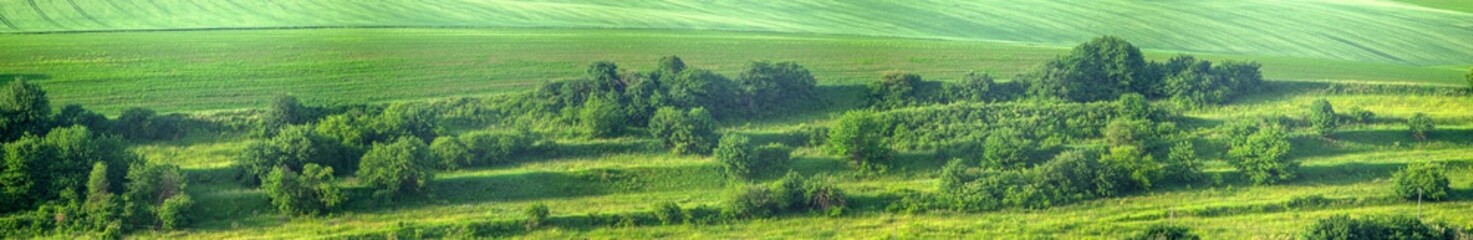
[
  {"left": 1025, "top": 36, "right": 1263, "bottom": 106},
  {"left": 1, "top": 80, "right": 192, "bottom": 237}
]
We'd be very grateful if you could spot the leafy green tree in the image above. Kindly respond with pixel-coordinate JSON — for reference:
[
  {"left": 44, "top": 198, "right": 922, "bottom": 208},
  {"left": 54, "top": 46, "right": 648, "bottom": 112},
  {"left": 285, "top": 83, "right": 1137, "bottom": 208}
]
[
  {"left": 0, "top": 79, "right": 51, "bottom": 141},
  {"left": 770, "top": 171, "right": 807, "bottom": 211},
  {"left": 826, "top": 110, "right": 891, "bottom": 170},
  {"left": 1393, "top": 162, "right": 1450, "bottom": 201},
  {"left": 1116, "top": 93, "right": 1152, "bottom": 120},
  {"left": 84, "top": 162, "right": 119, "bottom": 230},
  {"left": 657, "top": 56, "right": 687, "bottom": 74},
  {"left": 53, "top": 104, "right": 109, "bottom": 133},
  {"left": 262, "top": 164, "right": 342, "bottom": 216},
  {"left": 1127, "top": 224, "right": 1200, "bottom": 240},
  {"left": 1028, "top": 36, "right": 1149, "bottom": 102},
  {"left": 1, "top": 126, "right": 135, "bottom": 213},
  {"left": 648, "top": 107, "right": 719, "bottom": 155},
  {"left": 867, "top": 71, "right": 924, "bottom": 109},
  {"left": 429, "top": 137, "right": 471, "bottom": 170},
  {"left": 358, "top": 137, "right": 437, "bottom": 197},
  {"left": 157, "top": 194, "right": 193, "bottom": 230},
  {"left": 738, "top": 61, "right": 819, "bottom": 111},
  {"left": 664, "top": 69, "right": 740, "bottom": 117},
  {"left": 374, "top": 102, "right": 438, "bottom": 142},
  {"left": 1227, "top": 121, "right": 1296, "bottom": 185},
  {"left": 944, "top": 72, "right": 994, "bottom": 102},
  {"left": 239, "top": 125, "right": 355, "bottom": 183},
  {"left": 262, "top": 95, "right": 311, "bottom": 136},
  {"left": 1, "top": 135, "right": 47, "bottom": 212},
  {"left": 579, "top": 96, "right": 626, "bottom": 138},
  {"left": 1104, "top": 118, "right": 1152, "bottom": 148},
  {"left": 982, "top": 127, "right": 1033, "bottom": 169},
  {"left": 314, "top": 114, "right": 371, "bottom": 151},
  {"left": 121, "top": 163, "right": 188, "bottom": 229},
  {"left": 1101, "top": 145, "right": 1161, "bottom": 189},
  {"left": 714, "top": 134, "right": 756, "bottom": 180},
  {"left": 586, "top": 61, "right": 624, "bottom": 93},
  {"left": 1308, "top": 99, "right": 1338, "bottom": 137},
  {"left": 937, "top": 159, "right": 972, "bottom": 193},
  {"left": 1407, "top": 112, "right": 1434, "bottom": 141},
  {"left": 1163, "top": 141, "right": 1203, "bottom": 182}
]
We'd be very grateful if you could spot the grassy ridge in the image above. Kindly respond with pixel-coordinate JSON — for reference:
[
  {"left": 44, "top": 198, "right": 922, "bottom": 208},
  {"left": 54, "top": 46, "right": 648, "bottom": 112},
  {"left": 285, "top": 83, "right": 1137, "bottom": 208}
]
[
  {"left": 2, "top": 28, "right": 1465, "bottom": 115},
  {"left": 0, "top": 0, "right": 1470, "bottom": 64}
]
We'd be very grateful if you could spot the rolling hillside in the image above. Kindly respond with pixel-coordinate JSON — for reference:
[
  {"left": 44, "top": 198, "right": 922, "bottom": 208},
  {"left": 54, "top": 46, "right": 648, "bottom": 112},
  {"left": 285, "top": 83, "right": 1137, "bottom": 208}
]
[{"left": 0, "top": 0, "right": 1471, "bottom": 65}]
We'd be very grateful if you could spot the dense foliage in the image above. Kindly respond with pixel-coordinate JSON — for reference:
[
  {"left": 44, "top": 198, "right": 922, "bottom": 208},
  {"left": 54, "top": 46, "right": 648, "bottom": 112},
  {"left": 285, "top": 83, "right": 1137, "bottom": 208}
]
[
  {"left": 1393, "top": 162, "right": 1450, "bottom": 202},
  {"left": 1024, "top": 37, "right": 1262, "bottom": 106},
  {"left": 0, "top": 80, "right": 51, "bottom": 142},
  {"left": 358, "top": 137, "right": 438, "bottom": 198},
  {"left": 1303, "top": 215, "right": 1463, "bottom": 240},
  {"left": 826, "top": 110, "right": 892, "bottom": 170},
  {"left": 649, "top": 107, "right": 720, "bottom": 155},
  {"left": 723, "top": 172, "right": 846, "bottom": 218},
  {"left": 238, "top": 125, "right": 356, "bottom": 184},
  {"left": 262, "top": 164, "right": 343, "bottom": 216},
  {"left": 1127, "top": 224, "right": 1201, "bottom": 240},
  {"left": 1225, "top": 119, "right": 1296, "bottom": 185},
  {"left": 1407, "top": 113, "right": 1434, "bottom": 141},
  {"left": 1308, "top": 99, "right": 1338, "bottom": 137}
]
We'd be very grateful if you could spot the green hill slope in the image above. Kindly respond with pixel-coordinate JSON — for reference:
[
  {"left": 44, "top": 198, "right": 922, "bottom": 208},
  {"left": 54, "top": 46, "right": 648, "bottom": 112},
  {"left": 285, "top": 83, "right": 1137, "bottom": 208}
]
[{"left": 1, "top": 0, "right": 1471, "bottom": 65}]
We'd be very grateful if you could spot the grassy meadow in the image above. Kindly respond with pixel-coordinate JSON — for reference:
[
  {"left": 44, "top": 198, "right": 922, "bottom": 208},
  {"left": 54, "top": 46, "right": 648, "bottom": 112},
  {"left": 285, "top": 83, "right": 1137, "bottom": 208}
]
[{"left": 0, "top": 0, "right": 1470, "bottom": 239}]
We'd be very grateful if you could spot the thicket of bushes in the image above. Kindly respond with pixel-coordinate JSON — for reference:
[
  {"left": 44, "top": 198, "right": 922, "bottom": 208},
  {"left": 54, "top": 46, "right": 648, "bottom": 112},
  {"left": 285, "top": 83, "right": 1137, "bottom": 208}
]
[{"left": 1303, "top": 215, "right": 1464, "bottom": 240}]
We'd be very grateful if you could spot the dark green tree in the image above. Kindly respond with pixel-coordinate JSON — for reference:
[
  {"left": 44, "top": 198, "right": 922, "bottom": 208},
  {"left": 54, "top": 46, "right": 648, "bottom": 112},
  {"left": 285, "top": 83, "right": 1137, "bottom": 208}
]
[
  {"left": 944, "top": 72, "right": 994, "bottom": 102},
  {"left": 826, "top": 110, "right": 891, "bottom": 170},
  {"left": 358, "top": 137, "right": 436, "bottom": 197},
  {"left": 648, "top": 107, "right": 719, "bottom": 155},
  {"left": 982, "top": 127, "right": 1034, "bottom": 169},
  {"left": 52, "top": 104, "right": 109, "bottom": 132},
  {"left": 1303, "top": 215, "right": 1461, "bottom": 240},
  {"left": 1393, "top": 162, "right": 1450, "bottom": 201},
  {"left": 1100, "top": 145, "right": 1161, "bottom": 189},
  {"left": 714, "top": 134, "right": 756, "bottom": 180},
  {"left": 374, "top": 102, "right": 438, "bottom": 142},
  {"left": 1116, "top": 93, "right": 1152, "bottom": 120},
  {"left": 121, "top": 163, "right": 188, "bottom": 229},
  {"left": 1226, "top": 120, "right": 1296, "bottom": 185},
  {"left": 578, "top": 95, "right": 626, "bottom": 138},
  {"left": 429, "top": 136, "right": 471, "bottom": 170},
  {"left": 1163, "top": 141, "right": 1203, "bottom": 182},
  {"left": 738, "top": 61, "right": 819, "bottom": 111},
  {"left": 262, "top": 164, "right": 342, "bottom": 216},
  {"left": 1407, "top": 112, "right": 1434, "bottom": 141},
  {"left": 1308, "top": 99, "right": 1338, "bottom": 137},
  {"left": 239, "top": 125, "right": 354, "bottom": 183},
  {"left": 0, "top": 79, "right": 52, "bottom": 141},
  {"left": 664, "top": 69, "right": 740, "bottom": 117},
  {"left": 1028, "top": 36, "right": 1149, "bottom": 102},
  {"left": 262, "top": 95, "right": 311, "bottom": 136},
  {"left": 867, "top": 71, "right": 924, "bottom": 109},
  {"left": 84, "top": 162, "right": 119, "bottom": 230}
]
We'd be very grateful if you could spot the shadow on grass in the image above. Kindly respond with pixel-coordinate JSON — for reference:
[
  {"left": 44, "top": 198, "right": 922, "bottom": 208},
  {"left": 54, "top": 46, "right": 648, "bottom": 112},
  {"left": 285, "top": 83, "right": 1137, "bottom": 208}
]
[
  {"left": 1336, "top": 128, "right": 1473, "bottom": 146},
  {"left": 0, "top": 74, "right": 50, "bottom": 83},
  {"left": 347, "top": 164, "right": 724, "bottom": 213}
]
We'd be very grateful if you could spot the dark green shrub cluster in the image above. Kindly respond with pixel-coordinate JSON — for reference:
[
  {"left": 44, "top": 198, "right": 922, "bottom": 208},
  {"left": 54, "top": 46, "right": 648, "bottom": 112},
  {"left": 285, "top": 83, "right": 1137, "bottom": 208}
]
[
  {"left": 936, "top": 146, "right": 1198, "bottom": 211},
  {"left": 358, "top": 137, "right": 438, "bottom": 198},
  {"left": 238, "top": 125, "right": 357, "bottom": 184},
  {"left": 871, "top": 101, "right": 1121, "bottom": 151},
  {"left": 723, "top": 172, "right": 847, "bottom": 218},
  {"left": 1224, "top": 118, "right": 1296, "bottom": 185},
  {"left": 1023, "top": 37, "right": 1261, "bottom": 106},
  {"left": 649, "top": 107, "right": 720, "bottom": 155},
  {"left": 865, "top": 71, "right": 1023, "bottom": 109},
  {"left": 1303, "top": 215, "right": 1464, "bottom": 240},
  {"left": 430, "top": 129, "right": 551, "bottom": 170},
  {"left": 1407, "top": 112, "right": 1434, "bottom": 141},
  {"left": 523, "top": 203, "right": 550, "bottom": 231},
  {"left": 826, "top": 110, "right": 893, "bottom": 170},
  {"left": 261, "top": 164, "right": 343, "bottom": 216},
  {"left": 714, "top": 135, "right": 794, "bottom": 180},
  {"left": 1308, "top": 99, "right": 1338, "bottom": 137},
  {"left": 1127, "top": 224, "right": 1200, "bottom": 240},
  {"left": 1393, "top": 162, "right": 1450, "bottom": 202}
]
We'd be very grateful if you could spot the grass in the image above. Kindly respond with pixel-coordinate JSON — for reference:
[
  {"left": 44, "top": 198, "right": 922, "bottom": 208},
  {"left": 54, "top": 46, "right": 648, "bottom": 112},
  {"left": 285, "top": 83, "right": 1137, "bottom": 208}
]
[
  {"left": 1, "top": 0, "right": 1471, "bottom": 65},
  {"left": 2, "top": 28, "right": 1466, "bottom": 115}
]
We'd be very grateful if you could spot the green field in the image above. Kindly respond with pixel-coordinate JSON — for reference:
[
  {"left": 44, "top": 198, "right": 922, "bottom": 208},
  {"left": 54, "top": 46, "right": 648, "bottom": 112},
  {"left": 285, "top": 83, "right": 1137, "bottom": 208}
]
[{"left": 2, "top": 0, "right": 1472, "bottom": 239}]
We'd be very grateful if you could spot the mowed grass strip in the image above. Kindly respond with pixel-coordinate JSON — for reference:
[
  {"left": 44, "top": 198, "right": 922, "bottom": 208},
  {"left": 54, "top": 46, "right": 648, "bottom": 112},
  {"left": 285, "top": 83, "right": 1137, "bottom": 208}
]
[
  {"left": 1, "top": 0, "right": 1471, "bottom": 65},
  {"left": 2, "top": 28, "right": 1466, "bottom": 115}
]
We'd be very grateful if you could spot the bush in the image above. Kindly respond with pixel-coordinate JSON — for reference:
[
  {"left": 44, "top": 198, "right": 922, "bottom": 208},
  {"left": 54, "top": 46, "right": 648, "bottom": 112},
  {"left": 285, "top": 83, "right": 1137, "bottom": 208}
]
[
  {"left": 456, "top": 130, "right": 548, "bottom": 166},
  {"left": 1344, "top": 106, "right": 1375, "bottom": 124},
  {"left": 982, "top": 127, "right": 1034, "bottom": 169},
  {"left": 943, "top": 72, "right": 995, "bottom": 103},
  {"left": 867, "top": 71, "right": 934, "bottom": 109},
  {"left": 1100, "top": 145, "right": 1161, "bottom": 189},
  {"left": 1408, "top": 112, "right": 1434, "bottom": 141},
  {"left": 827, "top": 110, "right": 892, "bottom": 170},
  {"left": 1303, "top": 215, "right": 1462, "bottom": 240},
  {"left": 649, "top": 107, "right": 720, "bottom": 155},
  {"left": 429, "top": 137, "right": 471, "bottom": 170},
  {"left": 1226, "top": 119, "right": 1296, "bottom": 185},
  {"left": 1127, "top": 224, "right": 1200, "bottom": 240},
  {"left": 261, "top": 164, "right": 342, "bottom": 216},
  {"left": 1163, "top": 141, "right": 1203, "bottom": 182},
  {"left": 714, "top": 134, "right": 756, "bottom": 180},
  {"left": 723, "top": 185, "right": 774, "bottom": 219},
  {"left": 738, "top": 61, "right": 820, "bottom": 113},
  {"left": 1393, "top": 162, "right": 1450, "bottom": 201},
  {"left": 121, "top": 163, "right": 190, "bottom": 229},
  {"left": 157, "top": 194, "right": 193, "bottom": 230},
  {"left": 1027, "top": 36, "right": 1147, "bottom": 102},
  {"left": 578, "top": 96, "right": 626, "bottom": 138},
  {"left": 524, "top": 203, "right": 550, "bottom": 231},
  {"left": 358, "top": 137, "right": 437, "bottom": 198},
  {"left": 238, "top": 125, "right": 356, "bottom": 184},
  {"left": 1308, "top": 99, "right": 1338, "bottom": 137},
  {"left": 771, "top": 172, "right": 807, "bottom": 211},
  {"left": 652, "top": 202, "right": 682, "bottom": 225}
]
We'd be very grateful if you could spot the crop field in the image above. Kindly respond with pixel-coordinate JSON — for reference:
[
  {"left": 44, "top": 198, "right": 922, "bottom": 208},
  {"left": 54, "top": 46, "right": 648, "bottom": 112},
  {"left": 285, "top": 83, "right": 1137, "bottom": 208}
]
[{"left": 1, "top": 0, "right": 1471, "bottom": 239}]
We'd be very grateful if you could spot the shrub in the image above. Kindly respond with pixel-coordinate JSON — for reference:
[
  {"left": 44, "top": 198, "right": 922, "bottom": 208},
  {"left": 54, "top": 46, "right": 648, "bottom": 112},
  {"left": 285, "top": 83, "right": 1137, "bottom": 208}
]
[
  {"left": 867, "top": 71, "right": 931, "bottom": 109},
  {"left": 157, "top": 194, "right": 193, "bottom": 230},
  {"left": 1104, "top": 117, "right": 1152, "bottom": 148},
  {"left": 738, "top": 61, "right": 820, "bottom": 113},
  {"left": 723, "top": 185, "right": 775, "bottom": 219},
  {"left": 358, "top": 137, "right": 437, "bottom": 198},
  {"left": 827, "top": 110, "right": 892, "bottom": 170},
  {"left": 523, "top": 203, "right": 550, "bottom": 231},
  {"left": 652, "top": 202, "right": 682, "bottom": 225},
  {"left": 578, "top": 96, "right": 626, "bottom": 138},
  {"left": 1303, "top": 215, "right": 1462, "bottom": 240},
  {"left": 262, "top": 95, "right": 314, "bottom": 136},
  {"left": 649, "top": 107, "right": 719, "bottom": 155},
  {"left": 714, "top": 134, "right": 756, "bottom": 180},
  {"left": 429, "top": 137, "right": 471, "bottom": 170},
  {"left": 1308, "top": 99, "right": 1338, "bottom": 137},
  {"left": 937, "top": 159, "right": 972, "bottom": 193},
  {"left": 982, "top": 127, "right": 1034, "bottom": 169},
  {"left": 771, "top": 172, "right": 807, "bottom": 211},
  {"left": 1393, "top": 162, "right": 1450, "bottom": 201},
  {"left": 1100, "top": 145, "right": 1162, "bottom": 189},
  {"left": 1344, "top": 106, "right": 1375, "bottom": 124},
  {"left": 802, "top": 174, "right": 847, "bottom": 214},
  {"left": 943, "top": 72, "right": 995, "bottom": 102},
  {"left": 1226, "top": 120, "right": 1296, "bottom": 185},
  {"left": 1127, "top": 224, "right": 1200, "bottom": 240},
  {"left": 1408, "top": 112, "right": 1434, "bottom": 141},
  {"left": 121, "top": 163, "right": 190, "bottom": 228},
  {"left": 261, "top": 164, "right": 342, "bottom": 216},
  {"left": 238, "top": 125, "right": 355, "bottom": 183},
  {"left": 1163, "top": 141, "right": 1203, "bottom": 182}
]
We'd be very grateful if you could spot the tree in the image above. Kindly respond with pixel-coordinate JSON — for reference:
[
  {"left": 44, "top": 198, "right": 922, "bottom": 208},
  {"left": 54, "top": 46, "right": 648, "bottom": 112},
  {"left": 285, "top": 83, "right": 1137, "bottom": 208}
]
[
  {"left": 1308, "top": 99, "right": 1338, "bottom": 137},
  {"left": 1104, "top": 118, "right": 1152, "bottom": 148},
  {"left": 944, "top": 72, "right": 994, "bottom": 102},
  {"left": 826, "top": 110, "right": 891, "bottom": 170},
  {"left": 314, "top": 114, "right": 371, "bottom": 151},
  {"left": 1028, "top": 36, "right": 1149, "bottom": 102},
  {"left": 867, "top": 71, "right": 924, "bottom": 109},
  {"left": 157, "top": 194, "right": 193, "bottom": 230},
  {"left": 664, "top": 69, "right": 740, "bottom": 117},
  {"left": 1393, "top": 162, "right": 1450, "bottom": 201},
  {"left": 586, "top": 61, "right": 624, "bottom": 93},
  {"left": 0, "top": 126, "right": 135, "bottom": 212},
  {"left": 0, "top": 79, "right": 52, "bottom": 142},
  {"left": 648, "top": 107, "right": 719, "bottom": 155},
  {"left": 358, "top": 137, "right": 436, "bottom": 197},
  {"left": 738, "top": 61, "right": 819, "bottom": 111},
  {"left": 52, "top": 104, "right": 109, "bottom": 132},
  {"left": 1163, "top": 141, "right": 1202, "bottom": 182},
  {"left": 429, "top": 137, "right": 471, "bottom": 170},
  {"left": 122, "top": 163, "right": 188, "bottom": 228},
  {"left": 239, "top": 125, "right": 354, "bottom": 183},
  {"left": 262, "top": 164, "right": 342, "bottom": 216},
  {"left": 84, "top": 162, "right": 119, "bottom": 229},
  {"left": 263, "top": 95, "right": 311, "bottom": 136},
  {"left": 1101, "top": 145, "right": 1161, "bottom": 189},
  {"left": 937, "top": 159, "right": 972, "bottom": 193},
  {"left": 374, "top": 102, "right": 437, "bottom": 142},
  {"left": 770, "top": 171, "right": 807, "bottom": 211},
  {"left": 1227, "top": 120, "right": 1296, "bottom": 185},
  {"left": 1116, "top": 93, "right": 1152, "bottom": 120},
  {"left": 578, "top": 95, "right": 626, "bottom": 138},
  {"left": 714, "top": 134, "right": 756, "bottom": 180},
  {"left": 982, "top": 127, "right": 1034, "bottom": 169},
  {"left": 1407, "top": 112, "right": 1434, "bottom": 141}
]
